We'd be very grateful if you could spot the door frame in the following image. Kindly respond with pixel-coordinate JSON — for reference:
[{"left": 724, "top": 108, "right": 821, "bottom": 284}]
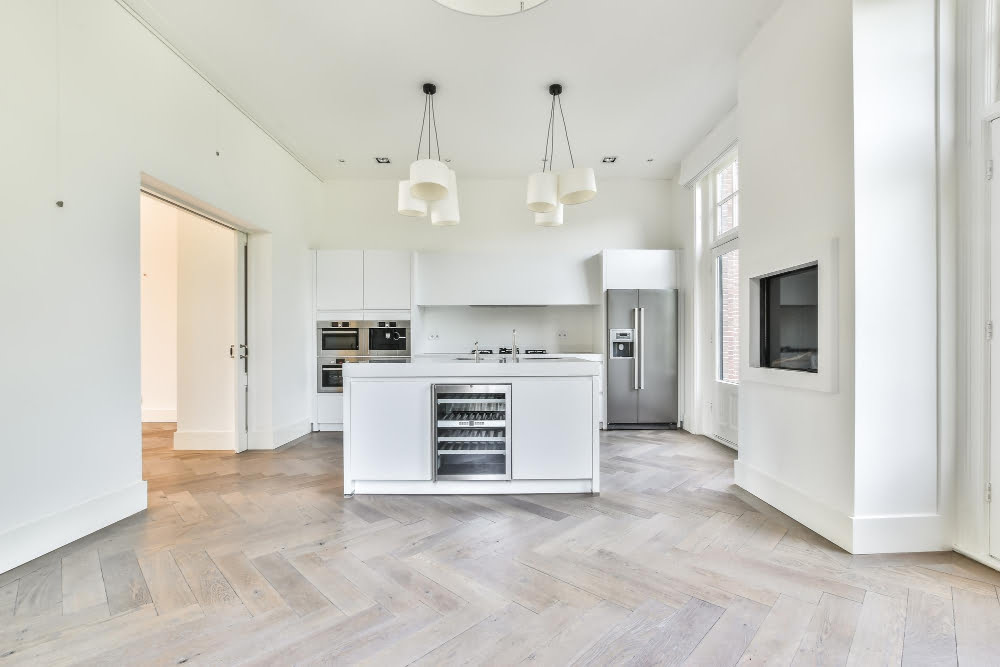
[{"left": 140, "top": 177, "right": 257, "bottom": 453}]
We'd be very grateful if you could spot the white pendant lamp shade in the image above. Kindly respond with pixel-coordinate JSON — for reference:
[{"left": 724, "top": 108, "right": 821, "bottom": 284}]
[
  {"left": 397, "top": 180, "right": 427, "bottom": 217},
  {"left": 558, "top": 167, "right": 597, "bottom": 205},
  {"left": 534, "top": 203, "right": 564, "bottom": 227},
  {"left": 431, "top": 170, "right": 460, "bottom": 226},
  {"left": 409, "top": 159, "right": 450, "bottom": 201},
  {"left": 526, "top": 172, "right": 558, "bottom": 213}
]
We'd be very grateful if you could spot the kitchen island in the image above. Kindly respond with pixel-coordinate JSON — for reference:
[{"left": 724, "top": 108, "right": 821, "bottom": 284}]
[{"left": 343, "top": 356, "right": 601, "bottom": 495}]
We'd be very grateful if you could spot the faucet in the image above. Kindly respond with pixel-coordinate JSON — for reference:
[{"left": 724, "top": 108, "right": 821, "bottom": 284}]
[
  {"left": 512, "top": 329, "right": 519, "bottom": 363},
  {"left": 473, "top": 340, "right": 480, "bottom": 363}
]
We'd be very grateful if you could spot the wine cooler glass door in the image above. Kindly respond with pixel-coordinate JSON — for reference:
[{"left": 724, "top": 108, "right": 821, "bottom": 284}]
[{"left": 433, "top": 384, "right": 511, "bottom": 480}]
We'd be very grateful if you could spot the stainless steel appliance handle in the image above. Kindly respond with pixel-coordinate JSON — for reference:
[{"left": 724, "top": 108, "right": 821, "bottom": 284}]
[
  {"left": 639, "top": 307, "right": 646, "bottom": 389},
  {"left": 632, "top": 308, "right": 640, "bottom": 389}
]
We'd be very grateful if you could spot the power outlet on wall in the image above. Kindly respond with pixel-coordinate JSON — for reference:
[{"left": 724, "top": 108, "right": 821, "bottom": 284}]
[
  {"left": 427, "top": 333, "right": 440, "bottom": 341},
  {"left": 557, "top": 330, "right": 568, "bottom": 339}
]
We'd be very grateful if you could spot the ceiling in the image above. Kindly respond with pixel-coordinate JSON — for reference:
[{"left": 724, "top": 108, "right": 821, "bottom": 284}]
[{"left": 122, "top": 0, "right": 781, "bottom": 181}]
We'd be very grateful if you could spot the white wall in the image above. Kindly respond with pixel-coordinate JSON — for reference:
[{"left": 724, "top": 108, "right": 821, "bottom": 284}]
[
  {"left": 0, "top": 0, "right": 322, "bottom": 574},
  {"left": 315, "top": 178, "right": 674, "bottom": 252},
  {"left": 733, "top": 0, "right": 858, "bottom": 549},
  {"left": 174, "top": 212, "right": 238, "bottom": 450},
  {"left": 852, "top": 0, "right": 944, "bottom": 549},
  {"left": 416, "top": 306, "right": 600, "bottom": 355},
  {"left": 140, "top": 194, "right": 178, "bottom": 422}
]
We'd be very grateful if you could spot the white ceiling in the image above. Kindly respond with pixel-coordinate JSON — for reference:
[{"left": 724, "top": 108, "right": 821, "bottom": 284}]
[{"left": 123, "top": 0, "right": 781, "bottom": 180}]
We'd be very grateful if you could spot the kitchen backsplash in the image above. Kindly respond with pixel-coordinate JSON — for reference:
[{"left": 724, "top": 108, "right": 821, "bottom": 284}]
[{"left": 414, "top": 305, "right": 599, "bottom": 354}]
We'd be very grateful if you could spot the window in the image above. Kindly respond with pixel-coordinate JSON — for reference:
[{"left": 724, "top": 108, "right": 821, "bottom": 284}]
[
  {"left": 715, "top": 157, "right": 739, "bottom": 238},
  {"left": 717, "top": 246, "right": 740, "bottom": 383},
  {"left": 760, "top": 265, "right": 818, "bottom": 373},
  {"left": 710, "top": 152, "right": 740, "bottom": 384}
]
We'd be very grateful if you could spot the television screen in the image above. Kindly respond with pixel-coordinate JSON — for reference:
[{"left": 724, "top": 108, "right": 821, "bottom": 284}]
[{"left": 760, "top": 265, "right": 818, "bottom": 373}]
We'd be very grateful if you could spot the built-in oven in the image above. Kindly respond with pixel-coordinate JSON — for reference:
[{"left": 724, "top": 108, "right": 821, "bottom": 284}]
[
  {"left": 317, "top": 358, "right": 347, "bottom": 393},
  {"left": 365, "top": 320, "right": 410, "bottom": 357},
  {"left": 317, "top": 321, "right": 364, "bottom": 357}
]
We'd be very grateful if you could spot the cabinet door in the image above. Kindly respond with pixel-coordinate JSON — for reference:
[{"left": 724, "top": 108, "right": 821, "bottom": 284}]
[
  {"left": 350, "top": 381, "right": 431, "bottom": 480},
  {"left": 316, "top": 250, "right": 364, "bottom": 310},
  {"left": 363, "top": 251, "right": 411, "bottom": 310},
  {"left": 512, "top": 378, "right": 593, "bottom": 480},
  {"left": 317, "top": 394, "right": 344, "bottom": 424}
]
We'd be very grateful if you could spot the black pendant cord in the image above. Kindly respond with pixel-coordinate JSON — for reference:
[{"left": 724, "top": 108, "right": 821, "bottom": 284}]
[
  {"left": 415, "top": 94, "right": 429, "bottom": 161},
  {"left": 542, "top": 94, "right": 555, "bottom": 173},
  {"left": 557, "top": 95, "right": 576, "bottom": 169},
  {"left": 431, "top": 94, "right": 442, "bottom": 162},
  {"left": 548, "top": 94, "right": 557, "bottom": 173}
]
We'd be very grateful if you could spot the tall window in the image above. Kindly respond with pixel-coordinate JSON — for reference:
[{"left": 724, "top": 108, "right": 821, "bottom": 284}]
[{"left": 712, "top": 153, "right": 740, "bottom": 384}]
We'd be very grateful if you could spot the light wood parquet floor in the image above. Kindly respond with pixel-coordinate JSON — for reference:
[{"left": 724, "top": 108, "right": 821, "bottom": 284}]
[{"left": 2, "top": 423, "right": 1000, "bottom": 665}]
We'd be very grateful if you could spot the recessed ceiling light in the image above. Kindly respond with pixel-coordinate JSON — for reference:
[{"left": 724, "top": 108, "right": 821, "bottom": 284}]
[
  {"left": 602, "top": 156, "right": 618, "bottom": 164},
  {"left": 338, "top": 159, "right": 346, "bottom": 163},
  {"left": 374, "top": 157, "right": 391, "bottom": 164}
]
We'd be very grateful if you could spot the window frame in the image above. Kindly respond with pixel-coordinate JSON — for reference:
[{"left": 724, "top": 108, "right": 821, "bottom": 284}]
[
  {"left": 713, "top": 238, "right": 740, "bottom": 385},
  {"left": 710, "top": 151, "right": 740, "bottom": 246}
]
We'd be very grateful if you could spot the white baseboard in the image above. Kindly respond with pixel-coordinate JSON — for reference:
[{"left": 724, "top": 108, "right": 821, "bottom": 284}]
[
  {"left": 352, "top": 479, "right": 594, "bottom": 495},
  {"left": 735, "top": 459, "right": 853, "bottom": 552},
  {"left": 317, "top": 423, "right": 344, "bottom": 432},
  {"left": 851, "top": 513, "right": 949, "bottom": 554},
  {"left": 141, "top": 409, "right": 176, "bottom": 422},
  {"left": 173, "top": 430, "right": 235, "bottom": 450},
  {"left": 953, "top": 545, "right": 1000, "bottom": 573},
  {"left": 247, "top": 418, "right": 312, "bottom": 450},
  {"left": 0, "top": 481, "right": 147, "bottom": 575},
  {"left": 736, "top": 460, "right": 951, "bottom": 554}
]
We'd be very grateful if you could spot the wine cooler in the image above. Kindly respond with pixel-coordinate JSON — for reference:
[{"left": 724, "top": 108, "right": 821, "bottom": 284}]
[{"left": 433, "top": 384, "right": 511, "bottom": 480}]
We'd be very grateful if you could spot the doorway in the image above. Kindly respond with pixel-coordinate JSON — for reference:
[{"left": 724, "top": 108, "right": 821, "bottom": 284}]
[{"left": 140, "top": 191, "right": 248, "bottom": 452}]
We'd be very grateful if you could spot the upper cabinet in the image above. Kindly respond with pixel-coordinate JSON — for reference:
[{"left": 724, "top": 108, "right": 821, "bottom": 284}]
[
  {"left": 315, "top": 250, "right": 411, "bottom": 312},
  {"left": 316, "top": 250, "right": 364, "bottom": 310},
  {"left": 414, "top": 252, "right": 601, "bottom": 306},
  {"left": 602, "top": 249, "right": 679, "bottom": 290},
  {"left": 363, "top": 251, "right": 411, "bottom": 310}
]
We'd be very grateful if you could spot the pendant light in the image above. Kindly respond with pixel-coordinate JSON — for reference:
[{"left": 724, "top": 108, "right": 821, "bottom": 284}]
[
  {"left": 397, "top": 181, "right": 427, "bottom": 217},
  {"left": 525, "top": 84, "right": 596, "bottom": 224},
  {"left": 408, "top": 83, "right": 450, "bottom": 202},
  {"left": 535, "top": 203, "right": 564, "bottom": 227},
  {"left": 526, "top": 90, "right": 559, "bottom": 213},
  {"left": 431, "top": 169, "right": 460, "bottom": 226}
]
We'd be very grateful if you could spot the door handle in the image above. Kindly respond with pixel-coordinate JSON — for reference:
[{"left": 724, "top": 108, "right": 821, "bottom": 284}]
[
  {"left": 632, "top": 308, "right": 639, "bottom": 390},
  {"left": 639, "top": 307, "right": 646, "bottom": 389},
  {"left": 239, "top": 344, "right": 249, "bottom": 360}
]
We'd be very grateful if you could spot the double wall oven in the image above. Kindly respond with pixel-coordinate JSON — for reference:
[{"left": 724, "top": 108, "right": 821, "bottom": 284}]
[{"left": 317, "top": 320, "right": 410, "bottom": 393}]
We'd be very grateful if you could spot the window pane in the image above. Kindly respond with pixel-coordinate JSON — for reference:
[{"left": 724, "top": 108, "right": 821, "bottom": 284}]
[
  {"left": 715, "top": 159, "right": 739, "bottom": 237},
  {"left": 718, "top": 248, "right": 740, "bottom": 384}
]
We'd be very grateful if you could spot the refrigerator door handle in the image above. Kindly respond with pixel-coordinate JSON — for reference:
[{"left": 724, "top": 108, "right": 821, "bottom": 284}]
[
  {"left": 639, "top": 307, "right": 646, "bottom": 389},
  {"left": 632, "top": 307, "right": 640, "bottom": 390}
]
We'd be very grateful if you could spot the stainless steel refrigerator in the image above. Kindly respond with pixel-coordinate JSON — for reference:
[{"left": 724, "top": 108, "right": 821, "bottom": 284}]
[{"left": 606, "top": 289, "right": 679, "bottom": 428}]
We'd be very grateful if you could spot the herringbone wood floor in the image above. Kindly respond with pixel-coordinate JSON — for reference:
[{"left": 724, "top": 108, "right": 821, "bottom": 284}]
[{"left": 2, "top": 424, "right": 1000, "bottom": 665}]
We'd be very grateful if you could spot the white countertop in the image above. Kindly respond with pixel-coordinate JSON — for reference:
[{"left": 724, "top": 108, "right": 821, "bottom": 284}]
[{"left": 343, "top": 355, "right": 601, "bottom": 378}]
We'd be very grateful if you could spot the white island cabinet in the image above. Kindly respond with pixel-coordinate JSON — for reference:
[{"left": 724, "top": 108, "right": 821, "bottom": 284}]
[{"left": 343, "top": 357, "right": 601, "bottom": 495}]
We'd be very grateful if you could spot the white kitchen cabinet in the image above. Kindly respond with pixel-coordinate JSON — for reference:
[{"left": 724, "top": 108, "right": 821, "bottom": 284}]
[
  {"left": 603, "top": 249, "right": 679, "bottom": 290},
  {"left": 415, "top": 251, "right": 600, "bottom": 306},
  {"left": 512, "top": 378, "right": 594, "bottom": 479},
  {"left": 363, "top": 251, "right": 411, "bottom": 310},
  {"left": 316, "top": 250, "right": 364, "bottom": 310},
  {"left": 350, "top": 381, "right": 431, "bottom": 480},
  {"left": 317, "top": 393, "right": 344, "bottom": 424}
]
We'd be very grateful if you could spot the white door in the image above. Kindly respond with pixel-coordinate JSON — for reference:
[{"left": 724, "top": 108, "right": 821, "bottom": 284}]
[
  {"left": 990, "top": 118, "right": 1000, "bottom": 559},
  {"left": 713, "top": 239, "right": 740, "bottom": 446},
  {"left": 235, "top": 232, "right": 249, "bottom": 452},
  {"left": 174, "top": 210, "right": 242, "bottom": 452}
]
